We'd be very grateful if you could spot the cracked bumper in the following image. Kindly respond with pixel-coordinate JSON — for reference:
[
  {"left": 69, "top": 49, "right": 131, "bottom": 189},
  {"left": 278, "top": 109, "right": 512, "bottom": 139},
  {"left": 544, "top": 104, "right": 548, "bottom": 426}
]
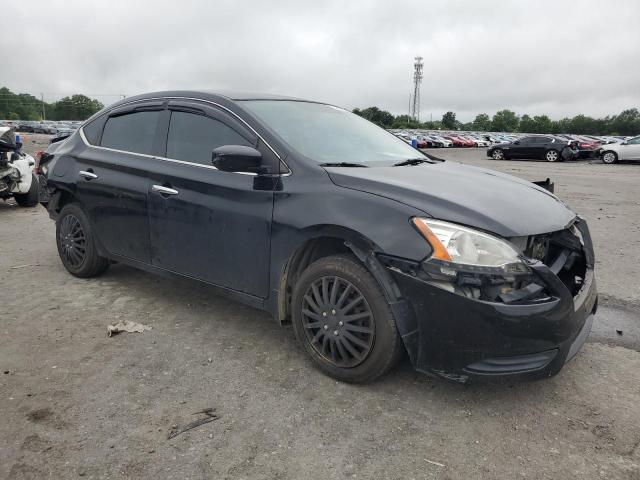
[{"left": 392, "top": 267, "right": 597, "bottom": 382}]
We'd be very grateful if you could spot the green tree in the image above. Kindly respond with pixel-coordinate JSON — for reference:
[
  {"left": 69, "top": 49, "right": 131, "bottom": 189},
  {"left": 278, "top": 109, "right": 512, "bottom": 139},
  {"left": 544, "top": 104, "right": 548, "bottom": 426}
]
[
  {"left": 421, "top": 120, "right": 443, "bottom": 130},
  {"left": 0, "top": 87, "right": 45, "bottom": 120},
  {"left": 389, "top": 115, "right": 421, "bottom": 129},
  {"left": 352, "top": 106, "right": 395, "bottom": 128},
  {"left": 472, "top": 113, "right": 491, "bottom": 131},
  {"left": 491, "top": 110, "right": 519, "bottom": 132},
  {"left": 519, "top": 114, "right": 535, "bottom": 133},
  {"left": 50, "top": 94, "right": 104, "bottom": 120},
  {"left": 610, "top": 108, "right": 640, "bottom": 136},
  {"left": 441, "top": 111, "right": 457, "bottom": 130},
  {"left": 348, "top": 101, "right": 639, "bottom": 136},
  {"left": 567, "top": 114, "right": 598, "bottom": 135},
  {"left": 553, "top": 117, "right": 572, "bottom": 134},
  {"left": 532, "top": 115, "right": 553, "bottom": 133}
]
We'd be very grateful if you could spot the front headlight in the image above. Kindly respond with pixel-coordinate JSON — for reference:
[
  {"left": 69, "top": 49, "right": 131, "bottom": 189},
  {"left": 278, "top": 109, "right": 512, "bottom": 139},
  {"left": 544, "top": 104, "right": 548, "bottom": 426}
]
[{"left": 412, "top": 218, "right": 527, "bottom": 272}]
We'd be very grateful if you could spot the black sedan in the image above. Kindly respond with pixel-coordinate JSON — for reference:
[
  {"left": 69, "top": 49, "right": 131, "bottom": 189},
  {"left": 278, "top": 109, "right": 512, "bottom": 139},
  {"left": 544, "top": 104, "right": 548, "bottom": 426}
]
[
  {"left": 487, "top": 136, "right": 576, "bottom": 162},
  {"left": 38, "top": 91, "right": 597, "bottom": 383}
]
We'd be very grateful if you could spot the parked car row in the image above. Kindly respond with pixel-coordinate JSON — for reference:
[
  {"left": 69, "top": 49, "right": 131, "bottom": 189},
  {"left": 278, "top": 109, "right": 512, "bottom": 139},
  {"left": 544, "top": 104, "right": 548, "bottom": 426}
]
[
  {"left": 390, "top": 129, "right": 638, "bottom": 163},
  {"left": 391, "top": 130, "right": 513, "bottom": 148},
  {"left": 0, "top": 120, "right": 81, "bottom": 135}
]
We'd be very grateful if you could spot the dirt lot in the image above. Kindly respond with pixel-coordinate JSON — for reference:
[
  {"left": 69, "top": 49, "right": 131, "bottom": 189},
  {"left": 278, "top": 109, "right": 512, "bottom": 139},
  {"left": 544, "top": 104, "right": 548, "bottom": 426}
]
[{"left": 1, "top": 135, "right": 639, "bottom": 479}]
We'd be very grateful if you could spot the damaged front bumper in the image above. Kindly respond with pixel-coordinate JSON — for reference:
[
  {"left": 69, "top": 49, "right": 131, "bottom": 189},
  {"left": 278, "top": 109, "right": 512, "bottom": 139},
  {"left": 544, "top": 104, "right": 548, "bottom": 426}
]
[{"left": 383, "top": 218, "right": 597, "bottom": 382}]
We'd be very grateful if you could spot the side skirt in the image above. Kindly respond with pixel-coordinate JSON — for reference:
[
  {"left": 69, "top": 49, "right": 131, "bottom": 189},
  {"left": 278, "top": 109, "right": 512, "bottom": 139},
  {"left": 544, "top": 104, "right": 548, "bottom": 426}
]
[{"left": 106, "top": 253, "right": 267, "bottom": 311}]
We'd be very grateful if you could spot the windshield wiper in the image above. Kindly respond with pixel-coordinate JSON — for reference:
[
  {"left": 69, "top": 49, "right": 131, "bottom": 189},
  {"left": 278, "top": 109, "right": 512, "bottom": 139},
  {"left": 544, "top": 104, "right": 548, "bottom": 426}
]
[
  {"left": 392, "top": 158, "right": 432, "bottom": 167},
  {"left": 319, "top": 162, "right": 369, "bottom": 168}
]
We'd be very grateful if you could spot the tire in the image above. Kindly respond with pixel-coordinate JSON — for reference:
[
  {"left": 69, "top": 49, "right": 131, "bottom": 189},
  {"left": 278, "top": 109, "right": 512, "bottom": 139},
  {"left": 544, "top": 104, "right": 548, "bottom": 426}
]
[
  {"left": 545, "top": 149, "right": 560, "bottom": 162},
  {"left": 13, "top": 174, "right": 39, "bottom": 208},
  {"left": 491, "top": 148, "right": 504, "bottom": 160},
  {"left": 291, "top": 254, "right": 404, "bottom": 383},
  {"left": 602, "top": 151, "right": 618, "bottom": 164},
  {"left": 56, "top": 203, "right": 110, "bottom": 278}
]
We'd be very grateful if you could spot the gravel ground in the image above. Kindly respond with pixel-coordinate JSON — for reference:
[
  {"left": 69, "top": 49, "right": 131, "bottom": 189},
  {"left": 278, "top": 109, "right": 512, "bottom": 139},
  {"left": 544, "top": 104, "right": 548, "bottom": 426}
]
[{"left": 1, "top": 135, "right": 639, "bottom": 480}]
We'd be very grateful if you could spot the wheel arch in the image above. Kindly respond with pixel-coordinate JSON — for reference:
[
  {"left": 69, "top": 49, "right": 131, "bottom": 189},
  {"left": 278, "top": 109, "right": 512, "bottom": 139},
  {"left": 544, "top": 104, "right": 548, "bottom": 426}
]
[
  {"left": 273, "top": 224, "right": 417, "bottom": 358},
  {"left": 274, "top": 225, "right": 376, "bottom": 323},
  {"left": 276, "top": 224, "right": 399, "bottom": 315}
]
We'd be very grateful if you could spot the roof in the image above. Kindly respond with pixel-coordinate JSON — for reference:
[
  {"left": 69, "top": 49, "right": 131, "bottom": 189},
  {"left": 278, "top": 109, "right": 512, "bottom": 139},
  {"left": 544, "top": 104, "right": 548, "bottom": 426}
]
[
  {"left": 198, "top": 90, "right": 307, "bottom": 101},
  {"left": 119, "top": 90, "right": 310, "bottom": 105}
]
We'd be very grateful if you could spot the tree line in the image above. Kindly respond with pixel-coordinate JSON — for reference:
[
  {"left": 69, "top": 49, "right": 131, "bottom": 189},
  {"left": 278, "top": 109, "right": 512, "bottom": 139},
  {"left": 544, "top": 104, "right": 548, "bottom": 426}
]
[
  {"left": 0, "top": 87, "right": 104, "bottom": 121},
  {"left": 353, "top": 106, "right": 640, "bottom": 136}
]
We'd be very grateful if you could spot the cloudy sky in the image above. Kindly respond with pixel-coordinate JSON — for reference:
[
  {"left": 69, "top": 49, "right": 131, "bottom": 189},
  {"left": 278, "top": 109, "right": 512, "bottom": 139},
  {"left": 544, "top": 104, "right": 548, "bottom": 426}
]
[{"left": 5, "top": 0, "right": 639, "bottom": 121}]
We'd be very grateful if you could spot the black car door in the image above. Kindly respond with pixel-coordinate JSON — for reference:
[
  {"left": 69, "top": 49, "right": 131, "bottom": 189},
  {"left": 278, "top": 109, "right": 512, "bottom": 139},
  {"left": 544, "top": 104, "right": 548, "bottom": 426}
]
[
  {"left": 528, "top": 136, "right": 544, "bottom": 158},
  {"left": 147, "top": 101, "right": 277, "bottom": 298},
  {"left": 74, "top": 103, "right": 164, "bottom": 262},
  {"left": 510, "top": 137, "right": 533, "bottom": 158}
]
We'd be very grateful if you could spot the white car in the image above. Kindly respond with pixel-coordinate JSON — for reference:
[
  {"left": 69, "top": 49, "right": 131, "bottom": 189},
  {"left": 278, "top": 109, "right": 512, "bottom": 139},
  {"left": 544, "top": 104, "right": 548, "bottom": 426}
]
[
  {"left": 470, "top": 136, "right": 491, "bottom": 147},
  {"left": 430, "top": 135, "right": 453, "bottom": 147},
  {"left": 600, "top": 136, "right": 640, "bottom": 164},
  {"left": 0, "top": 127, "right": 38, "bottom": 207}
]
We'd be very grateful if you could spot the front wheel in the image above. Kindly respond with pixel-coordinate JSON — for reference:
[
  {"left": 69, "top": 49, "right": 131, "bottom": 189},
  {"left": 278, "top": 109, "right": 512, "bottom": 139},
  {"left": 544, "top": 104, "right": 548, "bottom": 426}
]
[
  {"left": 491, "top": 148, "right": 505, "bottom": 160},
  {"left": 291, "top": 254, "right": 404, "bottom": 383},
  {"left": 602, "top": 151, "right": 618, "bottom": 164},
  {"left": 545, "top": 149, "right": 560, "bottom": 162},
  {"left": 56, "top": 203, "right": 110, "bottom": 278},
  {"left": 13, "top": 174, "right": 39, "bottom": 207}
]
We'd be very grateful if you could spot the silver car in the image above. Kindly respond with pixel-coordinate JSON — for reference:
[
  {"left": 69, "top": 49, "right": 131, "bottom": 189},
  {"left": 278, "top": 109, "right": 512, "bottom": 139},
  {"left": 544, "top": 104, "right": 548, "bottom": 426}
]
[{"left": 600, "top": 136, "right": 640, "bottom": 164}]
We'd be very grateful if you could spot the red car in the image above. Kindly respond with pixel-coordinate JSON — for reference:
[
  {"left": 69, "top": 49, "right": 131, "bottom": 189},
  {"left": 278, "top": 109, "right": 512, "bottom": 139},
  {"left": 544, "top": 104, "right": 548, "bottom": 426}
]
[
  {"left": 444, "top": 135, "right": 474, "bottom": 147},
  {"left": 442, "top": 135, "right": 465, "bottom": 147}
]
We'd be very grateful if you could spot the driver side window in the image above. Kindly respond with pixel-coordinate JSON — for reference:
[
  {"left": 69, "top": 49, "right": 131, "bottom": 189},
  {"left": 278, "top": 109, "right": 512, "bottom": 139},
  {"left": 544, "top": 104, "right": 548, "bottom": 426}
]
[
  {"left": 166, "top": 111, "right": 252, "bottom": 166},
  {"left": 628, "top": 137, "right": 640, "bottom": 145}
]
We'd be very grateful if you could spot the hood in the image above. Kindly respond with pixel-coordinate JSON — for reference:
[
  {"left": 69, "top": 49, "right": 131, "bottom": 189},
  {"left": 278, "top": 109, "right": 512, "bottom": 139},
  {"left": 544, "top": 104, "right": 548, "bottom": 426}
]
[{"left": 326, "top": 161, "right": 575, "bottom": 237}]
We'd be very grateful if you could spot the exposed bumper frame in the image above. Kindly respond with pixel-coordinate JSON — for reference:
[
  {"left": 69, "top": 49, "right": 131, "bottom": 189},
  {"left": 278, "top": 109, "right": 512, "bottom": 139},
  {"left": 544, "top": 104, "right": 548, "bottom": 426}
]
[{"left": 388, "top": 218, "right": 597, "bottom": 382}]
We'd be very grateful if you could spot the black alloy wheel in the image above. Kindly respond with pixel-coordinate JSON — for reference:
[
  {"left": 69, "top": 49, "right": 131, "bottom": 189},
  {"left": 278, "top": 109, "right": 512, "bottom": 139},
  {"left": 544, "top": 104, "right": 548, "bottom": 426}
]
[
  {"left": 301, "top": 276, "right": 375, "bottom": 368},
  {"left": 56, "top": 203, "right": 110, "bottom": 277},
  {"left": 59, "top": 213, "right": 86, "bottom": 268}
]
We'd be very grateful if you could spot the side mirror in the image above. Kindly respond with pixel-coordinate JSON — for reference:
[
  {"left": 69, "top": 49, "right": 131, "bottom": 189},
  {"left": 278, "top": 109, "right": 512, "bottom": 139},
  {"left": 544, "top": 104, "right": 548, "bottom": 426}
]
[
  {"left": 514, "top": 140, "right": 520, "bottom": 145},
  {"left": 212, "top": 145, "right": 263, "bottom": 174},
  {"left": 621, "top": 141, "right": 628, "bottom": 146}
]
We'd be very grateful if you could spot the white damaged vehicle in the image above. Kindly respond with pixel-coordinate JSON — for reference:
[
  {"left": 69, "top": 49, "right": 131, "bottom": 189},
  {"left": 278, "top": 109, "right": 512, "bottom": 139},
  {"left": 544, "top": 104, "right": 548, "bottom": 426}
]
[{"left": 0, "top": 127, "right": 38, "bottom": 207}]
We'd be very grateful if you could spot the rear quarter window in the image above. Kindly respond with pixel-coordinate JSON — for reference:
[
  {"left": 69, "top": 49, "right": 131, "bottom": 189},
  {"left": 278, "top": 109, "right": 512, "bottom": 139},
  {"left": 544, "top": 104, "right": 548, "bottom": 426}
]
[{"left": 82, "top": 115, "right": 106, "bottom": 145}]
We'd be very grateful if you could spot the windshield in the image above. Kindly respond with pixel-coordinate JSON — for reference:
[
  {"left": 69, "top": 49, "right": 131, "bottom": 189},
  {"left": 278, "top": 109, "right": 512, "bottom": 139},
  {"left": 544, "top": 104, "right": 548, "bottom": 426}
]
[{"left": 241, "top": 100, "right": 426, "bottom": 166}]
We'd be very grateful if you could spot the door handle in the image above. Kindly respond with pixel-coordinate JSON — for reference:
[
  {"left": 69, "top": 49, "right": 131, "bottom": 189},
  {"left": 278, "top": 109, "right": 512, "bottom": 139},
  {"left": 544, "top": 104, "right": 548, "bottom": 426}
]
[
  {"left": 79, "top": 170, "right": 98, "bottom": 180},
  {"left": 152, "top": 185, "right": 179, "bottom": 196}
]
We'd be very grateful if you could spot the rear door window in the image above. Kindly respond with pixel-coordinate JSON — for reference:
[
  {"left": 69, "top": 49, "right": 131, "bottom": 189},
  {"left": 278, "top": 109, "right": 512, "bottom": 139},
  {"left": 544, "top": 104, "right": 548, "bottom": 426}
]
[
  {"left": 165, "top": 111, "right": 252, "bottom": 165},
  {"left": 101, "top": 111, "right": 161, "bottom": 155}
]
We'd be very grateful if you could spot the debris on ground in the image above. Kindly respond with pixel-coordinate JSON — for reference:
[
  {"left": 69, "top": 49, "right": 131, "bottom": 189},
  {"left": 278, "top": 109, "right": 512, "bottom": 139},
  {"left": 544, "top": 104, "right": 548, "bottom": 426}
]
[
  {"left": 616, "top": 329, "right": 623, "bottom": 336},
  {"left": 107, "top": 320, "right": 152, "bottom": 337},
  {"left": 167, "top": 407, "right": 220, "bottom": 439},
  {"left": 425, "top": 459, "right": 446, "bottom": 468}
]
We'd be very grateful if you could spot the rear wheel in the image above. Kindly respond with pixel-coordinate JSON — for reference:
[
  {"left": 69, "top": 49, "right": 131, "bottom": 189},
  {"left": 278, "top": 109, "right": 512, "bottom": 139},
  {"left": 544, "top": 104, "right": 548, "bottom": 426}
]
[
  {"left": 13, "top": 174, "right": 38, "bottom": 208},
  {"left": 291, "top": 254, "right": 404, "bottom": 383},
  {"left": 492, "top": 148, "right": 504, "bottom": 160},
  {"left": 56, "top": 203, "right": 110, "bottom": 278},
  {"left": 545, "top": 149, "right": 560, "bottom": 162},
  {"left": 602, "top": 151, "right": 618, "bottom": 164}
]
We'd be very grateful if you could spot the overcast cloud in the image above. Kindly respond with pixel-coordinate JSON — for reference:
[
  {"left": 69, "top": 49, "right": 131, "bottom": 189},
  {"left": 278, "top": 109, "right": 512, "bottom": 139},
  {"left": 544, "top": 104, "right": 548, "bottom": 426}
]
[{"left": 4, "top": 0, "right": 639, "bottom": 121}]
